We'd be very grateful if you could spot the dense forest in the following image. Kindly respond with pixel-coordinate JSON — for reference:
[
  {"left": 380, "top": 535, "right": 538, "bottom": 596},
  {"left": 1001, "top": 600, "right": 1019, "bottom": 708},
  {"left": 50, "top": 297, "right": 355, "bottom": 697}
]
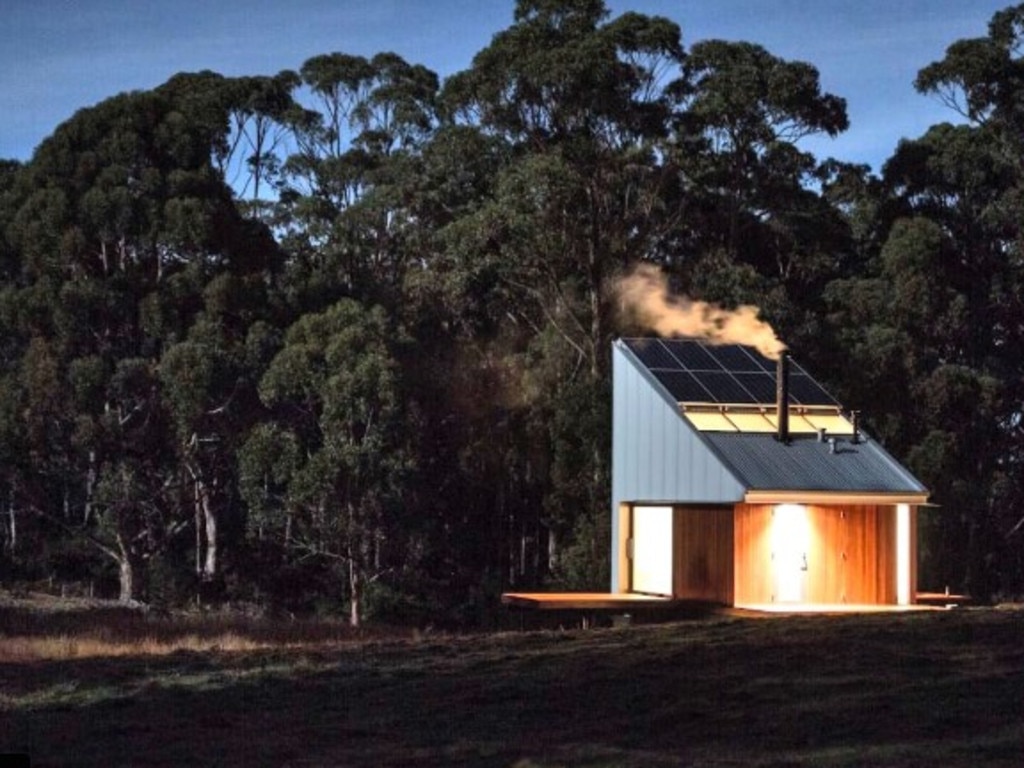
[{"left": 2, "top": 0, "right": 1024, "bottom": 625}]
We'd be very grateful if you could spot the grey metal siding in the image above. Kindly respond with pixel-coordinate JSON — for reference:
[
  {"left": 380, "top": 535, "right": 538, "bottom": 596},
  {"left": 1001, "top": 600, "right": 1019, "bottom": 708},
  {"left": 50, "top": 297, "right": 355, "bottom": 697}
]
[{"left": 611, "top": 341, "right": 746, "bottom": 590}]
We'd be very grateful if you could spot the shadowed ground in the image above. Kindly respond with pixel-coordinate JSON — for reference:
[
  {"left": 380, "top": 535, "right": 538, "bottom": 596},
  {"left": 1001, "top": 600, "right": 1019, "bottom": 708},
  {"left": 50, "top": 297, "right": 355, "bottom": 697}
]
[{"left": 1, "top": 605, "right": 1022, "bottom": 766}]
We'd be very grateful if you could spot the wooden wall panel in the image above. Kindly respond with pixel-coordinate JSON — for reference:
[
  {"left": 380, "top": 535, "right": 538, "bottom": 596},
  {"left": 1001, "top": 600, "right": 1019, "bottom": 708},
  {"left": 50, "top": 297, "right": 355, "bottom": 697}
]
[
  {"left": 732, "top": 503, "right": 904, "bottom": 606},
  {"left": 673, "top": 506, "right": 734, "bottom": 603},
  {"left": 875, "top": 505, "right": 897, "bottom": 603},
  {"left": 831, "top": 504, "right": 901, "bottom": 604},
  {"left": 616, "top": 503, "right": 632, "bottom": 593},
  {"left": 807, "top": 506, "right": 842, "bottom": 604},
  {"left": 910, "top": 507, "right": 919, "bottom": 603},
  {"left": 734, "top": 504, "right": 773, "bottom": 604},
  {"left": 841, "top": 505, "right": 872, "bottom": 603}
]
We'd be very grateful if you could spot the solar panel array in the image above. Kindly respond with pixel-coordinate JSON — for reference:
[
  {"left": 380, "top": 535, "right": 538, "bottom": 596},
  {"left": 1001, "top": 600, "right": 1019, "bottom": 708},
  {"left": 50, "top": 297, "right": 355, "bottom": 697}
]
[{"left": 623, "top": 337, "right": 839, "bottom": 407}]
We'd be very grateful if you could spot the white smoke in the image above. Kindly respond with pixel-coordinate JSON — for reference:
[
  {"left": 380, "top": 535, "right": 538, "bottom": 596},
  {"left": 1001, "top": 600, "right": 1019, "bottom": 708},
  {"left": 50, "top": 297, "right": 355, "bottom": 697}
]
[{"left": 611, "top": 264, "right": 787, "bottom": 360}]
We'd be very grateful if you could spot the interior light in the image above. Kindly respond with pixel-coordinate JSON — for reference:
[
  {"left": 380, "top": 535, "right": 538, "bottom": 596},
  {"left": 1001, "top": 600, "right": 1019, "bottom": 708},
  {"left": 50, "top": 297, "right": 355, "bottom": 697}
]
[
  {"left": 897, "top": 504, "right": 911, "bottom": 605},
  {"left": 772, "top": 504, "right": 808, "bottom": 603}
]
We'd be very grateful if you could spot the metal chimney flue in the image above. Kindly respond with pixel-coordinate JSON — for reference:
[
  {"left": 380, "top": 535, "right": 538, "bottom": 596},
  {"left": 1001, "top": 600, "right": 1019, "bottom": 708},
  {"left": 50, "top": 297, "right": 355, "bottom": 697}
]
[{"left": 776, "top": 351, "right": 790, "bottom": 443}]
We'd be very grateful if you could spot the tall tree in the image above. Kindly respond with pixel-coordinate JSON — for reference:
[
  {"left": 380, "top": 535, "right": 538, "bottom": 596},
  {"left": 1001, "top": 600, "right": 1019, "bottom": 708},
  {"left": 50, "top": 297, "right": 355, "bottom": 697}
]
[
  {"left": 669, "top": 40, "right": 852, "bottom": 360},
  {"left": 3, "top": 83, "right": 279, "bottom": 601},
  {"left": 825, "top": 108, "right": 1023, "bottom": 597},
  {"left": 245, "top": 300, "right": 414, "bottom": 625}
]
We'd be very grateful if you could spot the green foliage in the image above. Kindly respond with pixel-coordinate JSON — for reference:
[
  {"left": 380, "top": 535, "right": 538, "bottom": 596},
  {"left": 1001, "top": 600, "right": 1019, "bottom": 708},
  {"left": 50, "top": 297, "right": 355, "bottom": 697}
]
[{"left": 5, "top": 0, "right": 1024, "bottom": 617}]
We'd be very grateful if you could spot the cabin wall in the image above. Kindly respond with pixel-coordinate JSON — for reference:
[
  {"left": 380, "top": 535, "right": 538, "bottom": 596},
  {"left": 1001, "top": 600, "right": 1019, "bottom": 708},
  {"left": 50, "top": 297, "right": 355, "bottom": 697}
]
[
  {"left": 910, "top": 506, "right": 919, "bottom": 603},
  {"left": 610, "top": 342, "right": 746, "bottom": 591},
  {"left": 673, "top": 506, "right": 734, "bottom": 603},
  {"left": 615, "top": 503, "right": 632, "bottom": 593},
  {"left": 734, "top": 503, "right": 907, "bottom": 605},
  {"left": 734, "top": 504, "right": 774, "bottom": 604}
]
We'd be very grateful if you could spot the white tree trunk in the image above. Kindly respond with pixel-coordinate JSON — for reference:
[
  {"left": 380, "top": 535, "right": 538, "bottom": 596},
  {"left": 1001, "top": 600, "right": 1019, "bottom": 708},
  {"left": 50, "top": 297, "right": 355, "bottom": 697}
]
[{"left": 349, "top": 558, "right": 361, "bottom": 627}]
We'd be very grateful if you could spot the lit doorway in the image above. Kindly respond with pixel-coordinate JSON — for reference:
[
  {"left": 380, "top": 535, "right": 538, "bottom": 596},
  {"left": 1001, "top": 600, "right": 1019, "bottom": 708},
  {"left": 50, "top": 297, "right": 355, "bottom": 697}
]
[
  {"left": 631, "top": 505, "right": 673, "bottom": 596},
  {"left": 772, "top": 504, "right": 809, "bottom": 603}
]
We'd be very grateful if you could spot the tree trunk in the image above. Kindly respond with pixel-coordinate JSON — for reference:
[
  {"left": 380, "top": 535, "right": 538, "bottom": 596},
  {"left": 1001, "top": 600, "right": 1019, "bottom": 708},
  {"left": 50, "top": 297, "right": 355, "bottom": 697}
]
[
  {"left": 195, "top": 480, "right": 203, "bottom": 577},
  {"left": 203, "top": 498, "right": 218, "bottom": 581},
  {"left": 118, "top": 558, "right": 137, "bottom": 603},
  {"left": 114, "top": 525, "right": 145, "bottom": 603},
  {"left": 2, "top": 486, "right": 15, "bottom": 556},
  {"left": 200, "top": 482, "right": 218, "bottom": 581},
  {"left": 547, "top": 526, "right": 559, "bottom": 573},
  {"left": 84, "top": 450, "right": 97, "bottom": 526},
  {"left": 349, "top": 558, "right": 361, "bottom": 627},
  {"left": 191, "top": 470, "right": 218, "bottom": 583}
]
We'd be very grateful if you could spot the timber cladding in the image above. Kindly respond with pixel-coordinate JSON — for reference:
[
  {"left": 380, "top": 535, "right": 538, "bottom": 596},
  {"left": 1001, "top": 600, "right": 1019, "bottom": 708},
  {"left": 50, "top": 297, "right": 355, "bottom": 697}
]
[
  {"left": 672, "top": 506, "right": 734, "bottom": 603},
  {"left": 734, "top": 504, "right": 774, "bottom": 604},
  {"left": 733, "top": 503, "right": 906, "bottom": 605}
]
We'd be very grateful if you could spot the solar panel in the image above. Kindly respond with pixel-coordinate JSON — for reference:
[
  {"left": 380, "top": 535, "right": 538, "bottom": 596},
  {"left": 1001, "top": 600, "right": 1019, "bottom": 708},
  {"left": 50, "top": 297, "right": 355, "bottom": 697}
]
[
  {"left": 702, "top": 344, "right": 767, "bottom": 373},
  {"left": 690, "top": 371, "right": 758, "bottom": 403},
  {"left": 626, "top": 338, "right": 682, "bottom": 369},
  {"left": 622, "top": 337, "right": 840, "bottom": 407},
  {"left": 788, "top": 374, "right": 838, "bottom": 406},
  {"left": 666, "top": 341, "right": 723, "bottom": 371},
  {"left": 732, "top": 372, "right": 778, "bottom": 402},
  {"left": 650, "top": 370, "right": 714, "bottom": 402}
]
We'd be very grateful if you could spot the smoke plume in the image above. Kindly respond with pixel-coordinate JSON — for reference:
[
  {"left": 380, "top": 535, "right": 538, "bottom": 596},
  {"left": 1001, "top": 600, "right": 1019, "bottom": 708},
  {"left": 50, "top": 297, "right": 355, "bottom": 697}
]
[{"left": 611, "top": 264, "right": 787, "bottom": 360}]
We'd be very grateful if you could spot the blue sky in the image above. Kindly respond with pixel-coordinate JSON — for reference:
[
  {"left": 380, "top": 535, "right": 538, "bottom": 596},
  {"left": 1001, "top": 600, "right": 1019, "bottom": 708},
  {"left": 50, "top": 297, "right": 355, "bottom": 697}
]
[{"left": 0, "top": 0, "right": 1011, "bottom": 171}]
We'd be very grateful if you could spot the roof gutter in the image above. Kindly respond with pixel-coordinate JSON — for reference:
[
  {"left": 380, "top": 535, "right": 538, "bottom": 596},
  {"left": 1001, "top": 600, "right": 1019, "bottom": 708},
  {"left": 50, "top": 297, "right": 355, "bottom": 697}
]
[{"left": 744, "top": 490, "right": 930, "bottom": 506}]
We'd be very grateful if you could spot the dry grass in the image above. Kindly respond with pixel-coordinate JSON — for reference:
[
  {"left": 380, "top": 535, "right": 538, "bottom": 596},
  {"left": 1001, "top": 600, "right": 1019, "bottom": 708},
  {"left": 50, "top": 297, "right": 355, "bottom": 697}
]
[
  {"left": 0, "top": 631, "right": 271, "bottom": 661},
  {"left": 1, "top": 593, "right": 1022, "bottom": 767},
  {"left": 0, "top": 591, "right": 399, "bottom": 661}
]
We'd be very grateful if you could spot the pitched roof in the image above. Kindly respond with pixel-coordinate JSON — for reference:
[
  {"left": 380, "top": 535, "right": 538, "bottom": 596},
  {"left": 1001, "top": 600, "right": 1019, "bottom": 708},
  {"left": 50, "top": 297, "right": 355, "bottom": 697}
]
[
  {"left": 615, "top": 337, "right": 929, "bottom": 501},
  {"left": 701, "top": 432, "right": 928, "bottom": 496}
]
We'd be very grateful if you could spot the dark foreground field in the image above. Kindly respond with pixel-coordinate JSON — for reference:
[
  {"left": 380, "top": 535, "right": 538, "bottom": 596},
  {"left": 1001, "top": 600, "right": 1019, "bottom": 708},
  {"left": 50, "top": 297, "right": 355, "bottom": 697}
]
[{"left": 1, "top": 599, "right": 1022, "bottom": 767}]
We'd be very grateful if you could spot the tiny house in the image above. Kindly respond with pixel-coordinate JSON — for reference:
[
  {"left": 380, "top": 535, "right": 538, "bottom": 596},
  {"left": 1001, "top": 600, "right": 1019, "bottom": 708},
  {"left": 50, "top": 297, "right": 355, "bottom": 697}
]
[{"left": 611, "top": 338, "right": 928, "bottom": 608}]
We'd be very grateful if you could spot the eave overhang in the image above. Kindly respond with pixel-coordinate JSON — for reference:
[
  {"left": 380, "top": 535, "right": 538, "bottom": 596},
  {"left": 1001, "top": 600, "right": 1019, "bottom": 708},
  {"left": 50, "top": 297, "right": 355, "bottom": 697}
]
[{"left": 743, "top": 490, "right": 930, "bottom": 506}]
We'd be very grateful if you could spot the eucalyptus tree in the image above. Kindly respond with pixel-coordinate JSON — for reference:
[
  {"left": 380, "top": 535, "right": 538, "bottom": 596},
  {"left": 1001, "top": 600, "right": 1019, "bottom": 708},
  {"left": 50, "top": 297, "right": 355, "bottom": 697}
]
[
  {"left": 670, "top": 40, "right": 852, "bottom": 356},
  {"left": 437, "top": 0, "right": 686, "bottom": 587},
  {"left": 824, "top": 10, "right": 1024, "bottom": 595},
  {"left": 892, "top": 3, "right": 1024, "bottom": 598},
  {"left": 915, "top": 3, "right": 1024, "bottom": 152},
  {"left": 275, "top": 52, "right": 439, "bottom": 311},
  {"left": 159, "top": 271, "right": 279, "bottom": 591},
  {"left": 442, "top": 0, "right": 685, "bottom": 377},
  {"left": 156, "top": 70, "right": 303, "bottom": 222},
  {"left": 3, "top": 83, "right": 279, "bottom": 600},
  {"left": 243, "top": 299, "right": 414, "bottom": 625}
]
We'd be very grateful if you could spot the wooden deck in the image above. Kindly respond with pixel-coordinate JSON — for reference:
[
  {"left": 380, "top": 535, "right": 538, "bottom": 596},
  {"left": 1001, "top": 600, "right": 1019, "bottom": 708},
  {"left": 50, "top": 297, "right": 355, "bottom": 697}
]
[
  {"left": 916, "top": 591, "right": 971, "bottom": 607},
  {"left": 503, "top": 592, "right": 966, "bottom": 616},
  {"left": 501, "top": 592, "right": 673, "bottom": 610}
]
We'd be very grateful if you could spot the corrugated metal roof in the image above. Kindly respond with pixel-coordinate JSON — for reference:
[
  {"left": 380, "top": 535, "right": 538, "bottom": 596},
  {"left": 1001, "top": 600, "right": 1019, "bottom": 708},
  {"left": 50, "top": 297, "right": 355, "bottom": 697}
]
[{"left": 702, "top": 432, "right": 927, "bottom": 494}]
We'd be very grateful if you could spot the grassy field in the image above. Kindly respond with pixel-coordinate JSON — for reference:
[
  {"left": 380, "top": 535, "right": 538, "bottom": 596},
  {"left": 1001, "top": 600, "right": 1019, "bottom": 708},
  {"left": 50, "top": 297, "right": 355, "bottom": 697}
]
[{"left": 0, "top": 594, "right": 1022, "bottom": 767}]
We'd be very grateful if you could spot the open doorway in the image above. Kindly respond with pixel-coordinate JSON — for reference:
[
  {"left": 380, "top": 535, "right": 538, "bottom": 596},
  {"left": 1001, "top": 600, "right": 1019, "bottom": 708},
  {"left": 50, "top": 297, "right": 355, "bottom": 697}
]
[
  {"left": 772, "top": 504, "right": 809, "bottom": 603},
  {"left": 631, "top": 505, "right": 673, "bottom": 596}
]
